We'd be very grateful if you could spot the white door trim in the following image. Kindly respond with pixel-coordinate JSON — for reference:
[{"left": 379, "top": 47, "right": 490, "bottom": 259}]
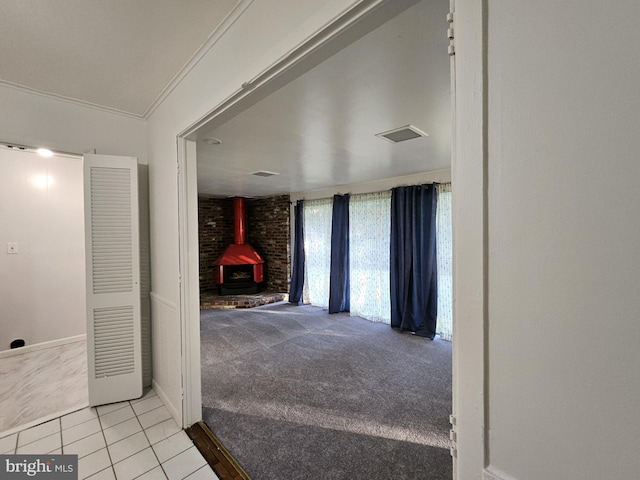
[
  {"left": 177, "top": 138, "right": 202, "bottom": 427},
  {"left": 451, "top": 0, "right": 487, "bottom": 477}
]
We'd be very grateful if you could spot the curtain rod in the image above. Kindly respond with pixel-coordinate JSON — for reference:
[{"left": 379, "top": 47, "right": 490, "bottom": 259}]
[{"left": 294, "top": 182, "right": 450, "bottom": 203}]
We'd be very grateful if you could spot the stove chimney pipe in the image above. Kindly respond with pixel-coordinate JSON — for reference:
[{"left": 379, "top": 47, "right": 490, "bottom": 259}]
[{"left": 233, "top": 197, "right": 247, "bottom": 245}]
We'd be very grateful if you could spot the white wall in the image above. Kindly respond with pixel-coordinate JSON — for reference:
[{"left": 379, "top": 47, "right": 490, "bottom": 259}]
[
  {"left": 146, "top": 0, "right": 376, "bottom": 424},
  {"left": 290, "top": 168, "right": 450, "bottom": 201},
  {"left": 0, "top": 148, "right": 84, "bottom": 349},
  {"left": 0, "top": 84, "right": 146, "bottom": 162},
  {"left": 482, "top": 1, "right": 640, "bottom": 479}
]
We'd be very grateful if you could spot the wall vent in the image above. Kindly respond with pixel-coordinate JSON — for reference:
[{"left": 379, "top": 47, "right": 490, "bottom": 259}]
[
  {"left": 375, "top": 124, "right": 429, "bottom": 143},
  {"left": 251, "top": 170, "right": 279, "bottom": 177}
]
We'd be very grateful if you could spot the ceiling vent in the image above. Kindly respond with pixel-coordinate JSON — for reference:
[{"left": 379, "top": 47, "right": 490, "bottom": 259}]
[
  {"left": 251, "top": 170, "right": 279, "bottom": 177},
  {"left": 375, "top": 125, "right": 429, "bottom": 143}
]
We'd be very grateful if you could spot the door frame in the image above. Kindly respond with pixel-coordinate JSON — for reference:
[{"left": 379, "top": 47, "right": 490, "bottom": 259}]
[{"left": 176, "top": 0, "right": 487, "bottom": 477}]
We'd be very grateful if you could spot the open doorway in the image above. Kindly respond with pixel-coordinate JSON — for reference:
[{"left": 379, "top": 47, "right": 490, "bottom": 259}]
[
  {"left": 177, "top": 0, "right": 454, "bottom": 478},
  {"left": 0, "top": 145, "right": 87, "bottom": 433}
]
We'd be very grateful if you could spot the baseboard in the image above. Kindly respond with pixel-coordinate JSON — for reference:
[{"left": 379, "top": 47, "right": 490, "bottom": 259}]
[
  {"left": 152, "top": 379, "right": 181, "bottom": 427},
  {"left": 484, "top": 466, "right": 520, "bottom": 480},
  {"left": 0, "top": 334, "right": 86, "bottom": 360}
]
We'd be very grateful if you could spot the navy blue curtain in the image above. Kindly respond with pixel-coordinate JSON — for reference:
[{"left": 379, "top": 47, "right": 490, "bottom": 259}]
[
  {"left": 390, "top": 185, "right": 438, "bottom": 339},
  {"left": 329, "top": 194, "right": 350, "bottom": 313},
  {"left": 289, "top": 200, "right": 305, "bottom": 304}
]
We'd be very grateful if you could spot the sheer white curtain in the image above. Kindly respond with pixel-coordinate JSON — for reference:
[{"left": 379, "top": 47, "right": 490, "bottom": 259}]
[
  {"left": 436, "top": 183, "right": 453, "bottom": 341},
  {"left": 349, "top": 191, "right": 391, "bottom": 323},
  {"left": 303, "top": 198, "right": 332, "bottom": 309}
]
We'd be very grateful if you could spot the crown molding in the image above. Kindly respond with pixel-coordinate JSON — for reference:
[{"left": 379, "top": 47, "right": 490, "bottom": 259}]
[
  {"left": 0, "top": 78, "right": 143, "bottom": 120},
  {"left": 142, "top": 0, "right": 255, "bottom": 120}
]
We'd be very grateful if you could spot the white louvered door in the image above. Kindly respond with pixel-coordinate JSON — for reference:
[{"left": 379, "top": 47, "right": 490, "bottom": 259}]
[{"left": 84, "top": 154, "right": 142, "bottom": 406}]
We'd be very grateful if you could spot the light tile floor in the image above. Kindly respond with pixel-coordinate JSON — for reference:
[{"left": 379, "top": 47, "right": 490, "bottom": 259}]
[{"left": 0, "top": 389, "right": 220, "bottom": 480}]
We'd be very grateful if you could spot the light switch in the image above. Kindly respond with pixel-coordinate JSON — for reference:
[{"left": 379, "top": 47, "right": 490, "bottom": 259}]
[{"left": 7, "top": 243, "right": 18, "bottom": 254}]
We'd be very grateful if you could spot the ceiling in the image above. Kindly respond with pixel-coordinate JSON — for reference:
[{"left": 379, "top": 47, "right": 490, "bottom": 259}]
[
  {"left": 0, "top": 0, "right": 450, "bottom": 197},
  {"left": 196, "top": 0, "right": 451, "bottom": 198},
  {"left": 0, "top": 0, "right": 238, "bottom": 117}
]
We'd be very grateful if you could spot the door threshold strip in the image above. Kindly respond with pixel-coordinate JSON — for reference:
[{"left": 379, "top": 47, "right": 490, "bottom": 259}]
[{"left": 185, "top": 421, "right": 251, "bottom": 480}]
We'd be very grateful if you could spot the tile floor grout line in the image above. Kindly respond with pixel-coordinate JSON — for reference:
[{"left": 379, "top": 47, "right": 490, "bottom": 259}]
[
  {"left": 138, "top": 411, "right": 166, "bottom": 479},
  {"left": 111, "top": 407, "right": 159, "bottom": 479},
  {"left": 17, "top": 427, "right": 61, "bottom": 450},
  {"left": 95, "top": 403, "right": 116, "bottom": 480},
  {"left": 102, "top": 417, "right": 145, "bottom": 448},
  {"left": 98, "top": 404, "right": 139, "bottom": 432},
  {"left": 62, "top": 421, "right": 103, "bottom": 448},
  {"left": 96, "top": 401, "right": 131, "bottom": 417},
  {"left": 130, "top": 460, "right": 161, "bottom": 480},
  {"left": 135, "top": 403, "right": 166, "bottom": 418},
  {"left": 153, "top": 431, "right": 192, "bottom": 465},
  {"left": 84, "top": 465, "right": 114, "bottom": 480},
  {"left": 58, "top": 417, "right": 63, "bottom": 455},
  {"left": 106, "top": 431, "right": 150, "bottom": 467},
  {"left": 60, "top": 407, "right": 97, "bottom": 432}
]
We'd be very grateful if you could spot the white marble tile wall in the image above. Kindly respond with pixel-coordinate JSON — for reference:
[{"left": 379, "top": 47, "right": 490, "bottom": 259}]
[
  {"left": 0, "top": 389, "right": 219, "bottom": 480},
  {"left": 0, "top": 338, "right": 88, "bottom": 433}
]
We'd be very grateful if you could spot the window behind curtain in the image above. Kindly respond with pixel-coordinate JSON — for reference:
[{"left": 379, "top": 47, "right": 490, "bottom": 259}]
[
  {"left": 302, "top": 198, "right": 332, "bottom": 309},
  {"left": 349, "top": 191, "right": 391, "bottom": 323},
  {"left": 436, "top": 183, "right": 453, "bottom": 341}
]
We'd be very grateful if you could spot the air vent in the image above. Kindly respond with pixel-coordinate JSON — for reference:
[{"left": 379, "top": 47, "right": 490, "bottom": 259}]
[
  {"left": 375, "top": 125, "right": 429, "bottom": 143},
  {"left": 251, "top": 171, "right": 279, "bottom": 177}
]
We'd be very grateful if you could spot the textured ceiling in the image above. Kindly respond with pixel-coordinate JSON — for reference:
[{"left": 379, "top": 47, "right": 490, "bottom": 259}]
[{"left": 0, "top": 0, "right": 238, "bottom": 116}]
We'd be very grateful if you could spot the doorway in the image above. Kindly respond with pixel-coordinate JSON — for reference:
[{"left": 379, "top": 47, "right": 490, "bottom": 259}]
[
  {"left": 0, "top": 145, "right": 87, "bottom": 434},
  {"left": 177, "top": 0, "right": 456, "bottom": 477}
]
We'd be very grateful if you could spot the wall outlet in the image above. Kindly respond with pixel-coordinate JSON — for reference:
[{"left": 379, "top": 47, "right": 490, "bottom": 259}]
[{"left": 7, "top": 242, "right": 18, "bottom": 254}]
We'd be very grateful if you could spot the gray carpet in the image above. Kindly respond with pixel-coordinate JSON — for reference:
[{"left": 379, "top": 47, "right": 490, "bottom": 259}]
[{"left": 200, "top": 302, "right": 452, "bottom": 480}]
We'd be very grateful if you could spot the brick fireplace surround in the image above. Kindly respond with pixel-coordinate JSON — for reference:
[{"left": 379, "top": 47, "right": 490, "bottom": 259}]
[{"left": 198, "top": 195, "right": 290, "bottom": 307}]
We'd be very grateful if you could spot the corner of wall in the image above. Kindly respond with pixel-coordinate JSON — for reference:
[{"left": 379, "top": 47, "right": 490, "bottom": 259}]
[{"left": 483, "top": 466, "right": 519, "bottom": 480}]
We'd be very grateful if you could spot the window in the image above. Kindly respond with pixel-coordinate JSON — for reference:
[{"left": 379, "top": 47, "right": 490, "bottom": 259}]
[
  {"left": 436, "top": 183, "right": 453, "bottom": 341},
  {"left": 302, "top": 198, "right": 332, "bottom": 309},
  {"left": 349, "top": 191, "right": 391, "bottom": 323}
]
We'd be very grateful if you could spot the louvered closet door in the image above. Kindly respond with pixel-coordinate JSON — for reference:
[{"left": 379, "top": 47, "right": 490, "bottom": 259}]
[{"left": 84, "top": 154, "right": 142, "bottom": 406}]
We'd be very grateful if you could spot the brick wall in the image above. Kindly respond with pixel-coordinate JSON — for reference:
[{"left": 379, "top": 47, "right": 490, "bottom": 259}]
[
  {"left": 198, "top": 197, "right": 234, "bottom": 293},
  {"left": 198, "top": 195, "right": 290, "bottom": 293},
  {"left": 247, "top": 195, "right": 291, "bottom": 292}
]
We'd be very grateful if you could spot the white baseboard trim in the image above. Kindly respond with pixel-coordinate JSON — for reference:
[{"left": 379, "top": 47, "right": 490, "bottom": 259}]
[
  {"left": 152, "top": 379, "right": 181, "bottom": 427},
  {"left": 0, "top": 334, "right": 86, "bottom": 360},
  {"left": 484, "top": 466, "right": 520, "bottom": 480}
]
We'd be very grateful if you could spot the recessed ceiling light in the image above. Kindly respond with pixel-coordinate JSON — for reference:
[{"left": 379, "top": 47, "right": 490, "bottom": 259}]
[
  {"left": 251, "top": 171, "right": 279, "bottom": 177},
  {"left": 203, "top": 138, "right": 222, "bottom": 145},
  {"left": 375, "top": 125, "right": 429, "bottom": 143},
  {"left": 37, "top": 148, "right": 54, "bottom": 157}
]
